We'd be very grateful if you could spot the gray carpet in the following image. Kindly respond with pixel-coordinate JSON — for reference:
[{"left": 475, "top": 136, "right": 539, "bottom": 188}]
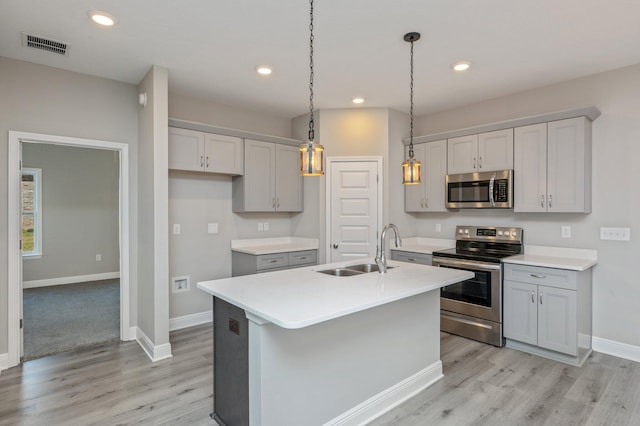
[{"left": 23, "top": 279, "right": 120, "bottom": 360}]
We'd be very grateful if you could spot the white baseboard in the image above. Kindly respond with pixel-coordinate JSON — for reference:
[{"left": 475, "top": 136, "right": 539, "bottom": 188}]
[
  {"left": 134, "top": 327, "right": 173, "bottom": 363},
  {"left": 325, "top": 361, "right": 443, "bottom": 426},
  {"left": 169, "top": 310, "right": 213, "bottom": 331},
  {"left": 0, "top": 352, "right": 9, "bottom": 373},
  {"left": 23, "top": 272, "right": 120, "bottom": 289},
  {"left": 593, "top": 336, "right": 640, "bottom": 363}
]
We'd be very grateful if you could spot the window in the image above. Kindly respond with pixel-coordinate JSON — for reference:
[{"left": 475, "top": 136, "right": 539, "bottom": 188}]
[{"left": 21, "top": 168, "right": 42, "bottom": 258}]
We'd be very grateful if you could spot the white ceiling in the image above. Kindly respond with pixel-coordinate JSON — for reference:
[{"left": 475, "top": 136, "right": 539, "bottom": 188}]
[{"left": 2, "top": 0, "right": 640, "bottom": 118}]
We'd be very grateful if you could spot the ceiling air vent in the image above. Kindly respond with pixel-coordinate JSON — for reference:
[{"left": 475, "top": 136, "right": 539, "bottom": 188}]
[{"left": 21, "top": 32, "right": 69, "bottom": 56}]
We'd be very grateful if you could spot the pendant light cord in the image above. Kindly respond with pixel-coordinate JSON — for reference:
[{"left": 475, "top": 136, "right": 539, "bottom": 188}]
[
  {"left": 409, "top": 36, "right": 415, "bottom": 159},
  {"left": 308, "top": 0, "right": 315, "bottom": 142}
]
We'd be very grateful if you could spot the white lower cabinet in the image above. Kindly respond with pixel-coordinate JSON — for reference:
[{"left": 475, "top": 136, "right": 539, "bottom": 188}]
[{"left": 503, "top": 263, "right": 592, "bottom": 366}]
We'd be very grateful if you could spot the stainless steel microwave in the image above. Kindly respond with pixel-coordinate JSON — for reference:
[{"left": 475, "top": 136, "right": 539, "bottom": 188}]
[{"left": 445, "top": 170, "right": 513, "bottom": 209}]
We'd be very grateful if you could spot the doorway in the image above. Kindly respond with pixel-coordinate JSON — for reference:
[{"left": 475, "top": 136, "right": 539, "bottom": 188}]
[
  {"left": 7, "top": 131, "right": 131, "bottom": 368},
  {"left": 326, "top": 157, "right": 382, "bottom": 263}
]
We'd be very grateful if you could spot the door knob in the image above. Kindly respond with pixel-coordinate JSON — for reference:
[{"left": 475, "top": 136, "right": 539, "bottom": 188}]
[{"left": 332, "top": 244, "right": 339, "bottom": 249}]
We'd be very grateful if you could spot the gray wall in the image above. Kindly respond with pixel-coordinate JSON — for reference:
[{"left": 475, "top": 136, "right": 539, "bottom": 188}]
[
  {"left": 22, "top": 144, "right": 119, "bottom": 282},
  {"left": 167, "top": 94, "right": 295, "bottom": 320},
  {"left": 0, "top": 57, "right": 139, "bottom": 356},
  {"left": 405, "top": 63, "right": 640, "bottom": 347}
]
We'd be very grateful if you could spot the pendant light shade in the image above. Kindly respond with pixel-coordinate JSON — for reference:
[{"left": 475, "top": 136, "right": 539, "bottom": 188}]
[
  {"left": 402, "top": 32, "right": 421, "bottom": 185},
  {"left": 300, "top": 0, "right": 324, "bottom": 176}
]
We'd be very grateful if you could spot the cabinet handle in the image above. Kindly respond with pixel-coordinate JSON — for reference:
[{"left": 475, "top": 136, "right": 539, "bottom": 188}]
[
  {"left": 200, "top": 155, "right": 204, "bottom": 167},
  {"left": 269, "top": 259, "right": 279, "bottom": 263},
  {"left": 272, "top": 198, "right": 276, "bottom": 208},
  {"left": 276, "top": 198, "right": 280, "bottom": 208},
  {"left": 297, "top": 256, "right": 308, "bottom": 260},
  {"left": 530, "top": 274, "right": 546, "bottom": 278},
  {"left": 549, "top": 194, "right": 553, "bottom": 208},
  {"left": 408, "top": 258, "right": 417, "bottom": 262},
  {"left": 473, "top": 157, "right": 477, "bottom": 169},
  {"left": 539, "top": 291, "right": 543, "bottom": 304},
  {"left": 420, "top": 198, "right": 424, "bottom": 208},
  {"left": 425, "top": 197, "right": 429, "bottom": 208},
  {"left": 541, "top": 194, "right": 545, "bottom": 208},
  {"left": 531, "top": 291, "right": 535, "bottom": 303},
  {"left": 206, "top": 156, "right": 210, "bottom": 168},
  {"left": 478, "top": 156, "right": 482, "bottom": 169}
]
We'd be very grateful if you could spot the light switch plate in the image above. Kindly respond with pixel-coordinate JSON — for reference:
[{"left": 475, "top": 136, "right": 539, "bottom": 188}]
[
  {"left": 95, "top": 254, "right": 102, "bottom": 261},
  {"left": 600, "top": 227, "right": 631, "bottom": 241},
  {"left": 208, "top": 223, "right": 219, "bottom": 234},
  {"left": 264, "top": 222, "right": 270, "bottom": 231},
  {"left": 561, "top": 226, "right": 571, "bottom": 238},
  {"left": 258, "top": 222, "right": 264, "bottom": 231},
  {"left": 436, "top": 223, "right": 442, "bottom": 233},
  {"left": 173, "top": 224, "right": 181, "bottom": 235}
]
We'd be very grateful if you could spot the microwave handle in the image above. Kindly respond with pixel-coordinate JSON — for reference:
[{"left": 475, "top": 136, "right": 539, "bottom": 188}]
[{"left": 489, "top": 175, "right": 495, "bottom": 207}]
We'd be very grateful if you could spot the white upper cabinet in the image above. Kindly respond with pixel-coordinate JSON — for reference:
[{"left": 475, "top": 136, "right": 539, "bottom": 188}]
[
  {"left": 232, "top": 140, "right": 303, "bottom": 213},
  {"left": 168, "top": 127, "right": 243, "bottom": 175},
  {"left": 514, "top": 117, "right": 591, "bottom": 213},
  {"left": 405, "top": 140, "right": 447, "bottom": 212},
  {"left": 447, "top": 129, "right": 513, "bottom": 174}
]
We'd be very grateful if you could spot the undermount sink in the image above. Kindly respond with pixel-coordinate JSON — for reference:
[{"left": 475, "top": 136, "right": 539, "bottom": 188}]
[
  {"left": 317, "top": 268, "right": 364, "bottom": 277},
  {"left": 317, "top": 263, "right": 394, "bottom": 276}
]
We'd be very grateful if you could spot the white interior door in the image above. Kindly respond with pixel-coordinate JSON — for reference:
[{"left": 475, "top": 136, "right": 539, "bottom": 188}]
[{"left": 328, "top": 159, "right": 380, "bottom": 263}]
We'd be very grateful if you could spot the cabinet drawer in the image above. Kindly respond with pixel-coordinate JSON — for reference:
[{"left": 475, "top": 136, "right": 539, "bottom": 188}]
[
  {"left": 288, "top": 250, "right": 318, "bottom": 267},
  {"left": 256, "top": 253, "right": 289, "bottom": 271},
  {"left": 504, "top": 264, "right": 577, "bottom": 291},
  {"left": 390, "top": 250, "right": 432, "bottom": 265}
]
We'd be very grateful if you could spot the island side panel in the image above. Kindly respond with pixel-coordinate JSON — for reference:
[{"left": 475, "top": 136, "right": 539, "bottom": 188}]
[{"left": 247, "top": 290, "right": 442, "bottom": 426}]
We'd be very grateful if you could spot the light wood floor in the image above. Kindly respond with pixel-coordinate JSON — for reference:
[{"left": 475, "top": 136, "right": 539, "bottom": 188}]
[{"left": 1, "top": 325, "right": 639, "bottom": 425}]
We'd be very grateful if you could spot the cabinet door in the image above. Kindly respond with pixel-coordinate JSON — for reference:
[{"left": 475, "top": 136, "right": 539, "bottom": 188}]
[
  {"left": 447, "top": 134, "right": 478, "bottom": 174},
  {"left": 204, "top": 134, "right": 244, "bottom": 175},
  {"left": 547, "top": 117, "right": 589, "bottom": 213},
  {"left": 514, "top": 123, "right": 547, "bottom": 212},
  {"left": 243, "top": 139, "right": 276, "bottom": 211},
  {"left": 537, "top": 286, "right": 578, "bottom": 356},
  {"left": 504, "top": 280, "right": 538, "bottom": 346},
  {"left": 478, "top": 129, "right": 513, "bottom": 171},
  {"left": 424, "top": 140, "right": 447, "bottom": 211},
  {"left": 404, "top": 144, "right": 426, "bottom": 212},
  {"left": 168, "top": 128, "right": 205, "bottom": 172},
  {"left": 275, "top": 144, "right": 303, "bottom": 212}
]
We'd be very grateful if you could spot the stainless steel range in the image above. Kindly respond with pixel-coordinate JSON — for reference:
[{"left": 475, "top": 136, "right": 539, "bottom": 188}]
[{"left": 432, "top": 225, "right": 523, "bottom": 347}]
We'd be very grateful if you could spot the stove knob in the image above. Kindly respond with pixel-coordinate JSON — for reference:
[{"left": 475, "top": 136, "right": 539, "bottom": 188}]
[
  {"left": 498, "top": 231, "right": 504, "bottom": 236},
  {"left": 464, "top": 229, "right": 469, "bottom": 234},
  {"left": 511, "top": 231, "right": 517, "bottom": 237},
  {"left": 458, "top": 229, "right": 464, "bottom": 234}
]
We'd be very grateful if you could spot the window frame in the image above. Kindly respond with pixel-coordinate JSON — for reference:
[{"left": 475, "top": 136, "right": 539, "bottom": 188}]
[{"left": 21, "top": 167, "right": 42, "bottom": 259}]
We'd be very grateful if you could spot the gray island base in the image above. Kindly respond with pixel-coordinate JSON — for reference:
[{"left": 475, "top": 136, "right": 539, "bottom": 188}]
[{"left": 198, "top": 259, "right": 473, "bottom": 425}]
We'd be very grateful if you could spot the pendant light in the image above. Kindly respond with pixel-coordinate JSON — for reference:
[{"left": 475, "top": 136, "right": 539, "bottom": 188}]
[
  {"left": 402, "top": 32, "right": 421, "bottom": 185},
  {"left": 300, "top": 0, "right": 324, "bottom": 176}
]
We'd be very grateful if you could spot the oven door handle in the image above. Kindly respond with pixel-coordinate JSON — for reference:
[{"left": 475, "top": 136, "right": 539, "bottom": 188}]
[{"left": 432, "top": 257, "right": 502, "bottom": 271}]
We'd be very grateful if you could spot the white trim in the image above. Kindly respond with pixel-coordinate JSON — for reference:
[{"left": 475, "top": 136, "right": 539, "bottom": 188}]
[
  {"left": 0, "top": 353, "right": 8, "bottom": 373},
  {"left": 593, "top": 336, "right": 640, "bottom": 363},
  {"left": 169, "top": 310, "right": 213, "bottom": 331},
  {"left": 325, "top": 157, "right": 384, "bottom": 264},
  {"left": 135, "top": 327, "right": 173, "bottom": 362},
  {"left": 7, "top": 131, "right": 131, "bottom": 367},
  {"left": 22, "top": 272, "right": 120, "bottom": 289},
  {"left": 324, "top": 361, "right": 443, "bottom": 426}
]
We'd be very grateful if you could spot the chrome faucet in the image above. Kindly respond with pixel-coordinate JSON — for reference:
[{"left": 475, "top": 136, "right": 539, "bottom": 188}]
[{"left": 375, "top": 224, "right": 402, "bottom": 274}]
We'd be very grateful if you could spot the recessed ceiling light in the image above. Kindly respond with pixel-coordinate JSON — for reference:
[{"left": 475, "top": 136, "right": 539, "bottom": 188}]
[
  {"left": 352, "top": 97, "right": 365, "bottom": 104},
  {"left": 256, "top": 65, "right": 273, "bottom": 75},
  {"left": 88, "top": 10, "right": 117, "bottom": 26},
  {"left": 451, "top": 61, "right": 471, "bottom": 72}
]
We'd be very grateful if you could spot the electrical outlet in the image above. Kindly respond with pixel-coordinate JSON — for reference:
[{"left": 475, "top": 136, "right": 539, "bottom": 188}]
[
  {"left": 172, "top": 276, "right": 190, "bottom": 293},
  {"left": 561, "top": 226, "right": 571, "bottom": 238},
  {"left": 173, "top": 224, "right": 181, "bottom": 235},
  {"left": 208, "top": 223, "right": 219, "bottom": 234},
  {"left": 95, "top": 254, "right": 102, "bottom": 261},
  {"left": 264, "top": 222, "right": 270, "bottom": 231},
  {"left": 258, "top": 222, "right": 264, "bottom": 231},
  {"left": 436, "top": 223, "right": 442, "bottom": 233},
  {"left": 600, "top": 227, "right": 631, "bottom": 241}
]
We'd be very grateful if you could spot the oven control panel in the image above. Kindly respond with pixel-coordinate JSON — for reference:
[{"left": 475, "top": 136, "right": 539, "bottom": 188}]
[{"left": 455, "top": 226, "right": 523, "bottom": 243}]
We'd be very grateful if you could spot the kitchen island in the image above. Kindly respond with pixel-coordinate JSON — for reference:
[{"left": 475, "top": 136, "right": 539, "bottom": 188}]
[{"left": 197, "top": 259, "right": 473, "bottom": 426}]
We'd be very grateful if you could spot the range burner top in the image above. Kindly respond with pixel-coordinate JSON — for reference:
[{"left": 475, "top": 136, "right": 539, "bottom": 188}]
[{"left": 433, "top": 225, "right": 523, "bottom": 263}]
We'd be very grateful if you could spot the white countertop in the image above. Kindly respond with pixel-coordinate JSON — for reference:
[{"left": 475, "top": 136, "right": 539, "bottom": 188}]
[
  {"left": 389, "top": 237, "right": 455, "bottom": 255},
  {"left": 504, "top": 245, "right": 597, "bottom": 271},
  {"left": 197, "top": 258, "right": 473, "bottom": 329},
  {"left": 231, "top": 237, "right": 318, "bottom": 255}
]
